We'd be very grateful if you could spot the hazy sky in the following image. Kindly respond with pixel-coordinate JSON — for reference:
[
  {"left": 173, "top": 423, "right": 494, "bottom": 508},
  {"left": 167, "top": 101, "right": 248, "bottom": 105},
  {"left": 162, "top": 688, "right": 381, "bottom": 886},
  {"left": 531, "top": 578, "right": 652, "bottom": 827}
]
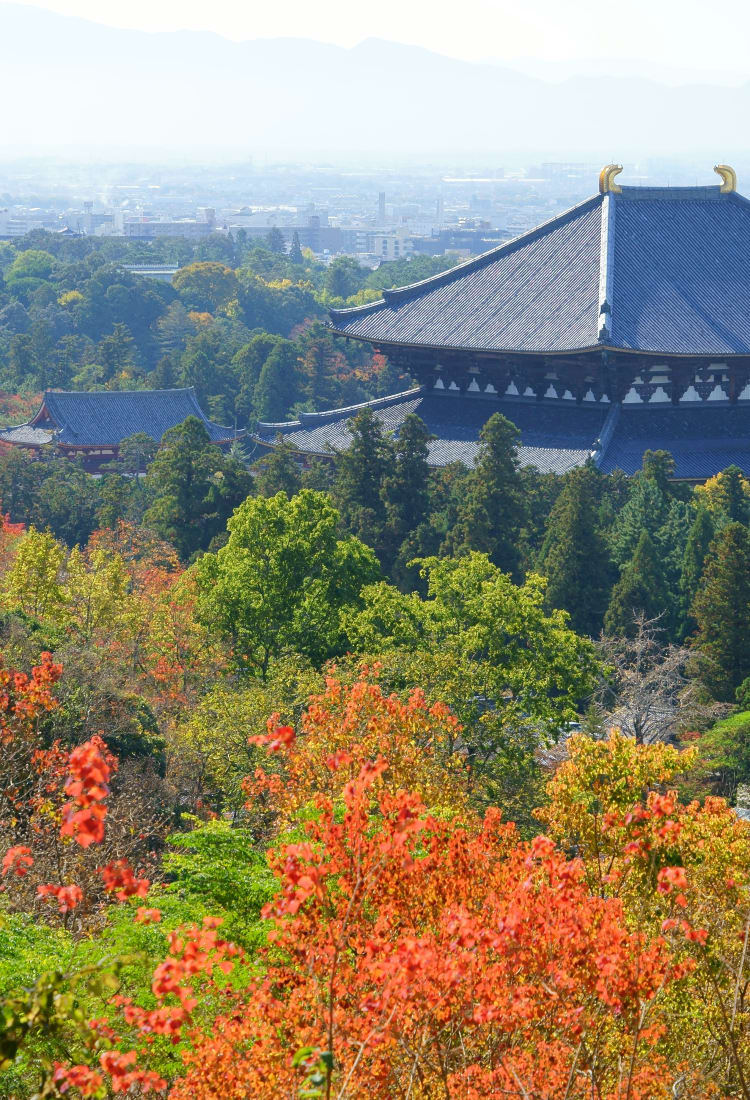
[{"left": 6, "top": 0, "right": 749, "bottom": 74}]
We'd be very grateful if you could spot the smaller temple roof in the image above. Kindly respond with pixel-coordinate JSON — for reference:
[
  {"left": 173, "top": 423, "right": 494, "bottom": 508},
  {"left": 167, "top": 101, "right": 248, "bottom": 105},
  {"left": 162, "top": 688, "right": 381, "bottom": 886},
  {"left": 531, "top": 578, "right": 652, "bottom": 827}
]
[
  {"left": 0, "top": 388, "right": 235, "bottom": 448},
  {"left": 330, "top": 173, "right": 750, "bottom": 358},
  {"left": 254, "top": 389, "right": 608, "bottom": 475},
  {"left": 599, "top": 403, "right": 750, "bottom": 478},
  {"left": 254, "top": 387, "right": 750, "bottom": 481}
]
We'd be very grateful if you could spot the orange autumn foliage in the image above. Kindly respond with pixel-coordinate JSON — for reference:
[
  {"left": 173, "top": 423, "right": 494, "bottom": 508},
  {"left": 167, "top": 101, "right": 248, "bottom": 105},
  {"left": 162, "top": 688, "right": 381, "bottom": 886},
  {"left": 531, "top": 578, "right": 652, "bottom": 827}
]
[
  {"left": 247, "top": 673, "right": 472, "bottom": 822},
  {"left": 169, "top": 760, "right": 707, "bottom": 1100}
]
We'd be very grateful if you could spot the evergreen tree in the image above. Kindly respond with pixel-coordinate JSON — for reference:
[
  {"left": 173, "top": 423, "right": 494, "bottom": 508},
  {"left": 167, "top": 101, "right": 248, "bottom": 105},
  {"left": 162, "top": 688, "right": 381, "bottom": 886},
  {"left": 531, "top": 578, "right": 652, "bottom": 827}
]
[
  {"left": 381, "top": 413, "right": 433, "bottom": 579},
  {"left": 641, "top": 449, "right": 676, "bottom": 494},
  {"left": 677, "top": 505, "right": 714, "bottom": 640},
  {"left": 692, "top": 522, "right": 750, "bottom": 700},
  {"left": 288, "top": 231, "right": 304, "bottom": 265},
  {"left": 333, "top": 409, "right": 395, "bottom": 555},
  {"left": 149, "top": 354, "right": 176, "bottom": 389},
  {"left": 96, "top": 323, "right": 137, "bottom": 382},
  {"left": 325, "top": 257, "right": 366, "bottom": 300},
  {"left": 253, "top": 439, "right": 302, "bottom": 499},
  {"left": 540, "top": 466, "right": 614, "bottom": 637},
  {"left": 710, "top": 465, "right": 750, "bottom": 525},
  {"left": 609, "top": 474, "right": 672, "bottom": 568},
  {"left": 446, "top": 413, "right": 525, "bottom": 577},
  {"left": 265, "top": 227, "right": 287, "bottom": 255},
  {"left": 604, "top": 530, "right": 670, "bottom": 637},
  {"left": 253, "top": 345, "right": 301, "bottom": 422},
  {"left": 143, "top": 416, "right": 252, "bottom": 560}
]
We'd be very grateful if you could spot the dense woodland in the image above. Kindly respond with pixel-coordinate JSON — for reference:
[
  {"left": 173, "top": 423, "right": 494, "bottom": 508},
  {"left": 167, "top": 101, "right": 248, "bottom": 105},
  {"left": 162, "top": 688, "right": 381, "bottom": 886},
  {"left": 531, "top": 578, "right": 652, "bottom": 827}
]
[
  {"left": 0, "top": 231, "right": 456, "bottom": 426},
  {"left": 2, "top": 231, "right": 750, "bottom": 1098}
]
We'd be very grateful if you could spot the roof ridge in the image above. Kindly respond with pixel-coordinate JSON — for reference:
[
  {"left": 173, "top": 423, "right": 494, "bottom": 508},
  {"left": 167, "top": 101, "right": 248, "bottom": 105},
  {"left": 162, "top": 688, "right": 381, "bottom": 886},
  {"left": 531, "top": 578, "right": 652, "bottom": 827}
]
[
  {"left": 597, "top": 192, "right": 616, "bottom": 344},
  {"left": 329, "top": 193, "right": 604, "bottom": 321},
  {"left": 256, "top": 386, "right": 425, "bottom": 431},
  {"left": 42, "top": 387, "right": 194, "bottom": 398}
]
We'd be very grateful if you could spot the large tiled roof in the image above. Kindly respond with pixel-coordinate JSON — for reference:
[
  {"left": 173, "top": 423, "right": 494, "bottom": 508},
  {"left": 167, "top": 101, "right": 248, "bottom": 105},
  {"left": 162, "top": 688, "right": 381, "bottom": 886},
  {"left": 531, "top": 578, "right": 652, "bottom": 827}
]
[
  {"left": 0, "top": 388, "right": 235, "bottom": 447},
  {"left": 599, "top": 403, "right": 750, "bottom": 478},
  {"left": 331, "top": 183, "right": 750, "bottom": 357},
  {"left": 254, "top": 389, "right": 608, "bottom": 474}
]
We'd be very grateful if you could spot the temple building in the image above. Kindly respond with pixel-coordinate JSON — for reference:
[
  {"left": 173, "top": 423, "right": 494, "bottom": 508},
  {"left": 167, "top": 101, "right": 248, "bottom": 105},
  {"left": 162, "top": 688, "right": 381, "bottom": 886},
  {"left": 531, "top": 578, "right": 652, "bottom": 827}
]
[
  {"left": 0, "top": 388, "right": 239, "bottom": 472},
  {"left": 255, "top": 165, "right": 750, "bottom": 479}
]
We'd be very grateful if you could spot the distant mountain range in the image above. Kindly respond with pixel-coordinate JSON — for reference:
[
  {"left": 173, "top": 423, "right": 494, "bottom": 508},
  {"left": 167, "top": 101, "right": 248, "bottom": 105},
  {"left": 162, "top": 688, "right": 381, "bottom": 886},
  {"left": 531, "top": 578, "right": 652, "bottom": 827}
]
[{"left": 2, "top": 3, "right": 750, "bottom": 158}]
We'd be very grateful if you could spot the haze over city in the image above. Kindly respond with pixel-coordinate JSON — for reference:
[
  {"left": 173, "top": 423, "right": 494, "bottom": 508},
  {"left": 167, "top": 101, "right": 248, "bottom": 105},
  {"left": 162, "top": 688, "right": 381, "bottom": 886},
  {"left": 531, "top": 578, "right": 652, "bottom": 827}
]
[{"left": 2, "top": 0, "right": 750, "bottom": 157}]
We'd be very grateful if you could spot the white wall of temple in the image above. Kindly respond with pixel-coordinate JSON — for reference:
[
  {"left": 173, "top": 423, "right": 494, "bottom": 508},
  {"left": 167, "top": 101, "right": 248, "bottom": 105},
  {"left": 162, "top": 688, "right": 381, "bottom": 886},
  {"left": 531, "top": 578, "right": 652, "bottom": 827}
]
[{"left": 431, "top": 363, "right": 750, "bottom": 403}]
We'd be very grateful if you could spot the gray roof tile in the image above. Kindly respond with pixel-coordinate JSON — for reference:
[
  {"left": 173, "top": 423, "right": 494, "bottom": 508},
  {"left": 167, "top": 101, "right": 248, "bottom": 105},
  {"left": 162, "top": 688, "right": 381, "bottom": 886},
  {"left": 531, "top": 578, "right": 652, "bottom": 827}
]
[
  {"left": 22, "top": 388, "right": 234, "bottom": 446},
  {"left": 332, "top": 185, "right": 750, "bottom": 357}
]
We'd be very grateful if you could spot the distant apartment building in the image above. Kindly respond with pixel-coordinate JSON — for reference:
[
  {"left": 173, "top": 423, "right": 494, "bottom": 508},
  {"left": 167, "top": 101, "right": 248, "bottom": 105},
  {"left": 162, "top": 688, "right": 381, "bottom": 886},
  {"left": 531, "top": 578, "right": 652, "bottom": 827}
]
[{"left": 373, "top": 232, "right": 414, "bottom": 261}]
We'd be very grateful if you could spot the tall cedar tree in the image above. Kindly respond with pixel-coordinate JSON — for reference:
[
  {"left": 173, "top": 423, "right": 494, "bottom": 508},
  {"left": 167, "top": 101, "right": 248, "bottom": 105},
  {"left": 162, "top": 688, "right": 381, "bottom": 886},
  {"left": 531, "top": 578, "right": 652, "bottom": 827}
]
[
  {"left": 604, "top": 529, "right": 670, "bottom": 637},
  {"left": 265, "top": 227, "right": 287, "bottom": 255},
  {"left": 143, "top": 416, "right": 252, "bottom": 560},
  {"left": 333, "top": 409, "right": 394, "bottom": 558},
  {"left": 288, "top": 231, "right": 304, "bottom": 265},
  {"left": 609, "top": 468, "right": 673, "bottom": 568},
  {"left": 380, "top": 413, "right": 433, "bottom": 577},
  {"left": 692, "top": 522, "right": 750, "bottom": 700},
  {"left": 540, "top": 465, "right": 614, "bottom": 636},
  {"left": 253, "top": 439, "right": 302, "bottom": 499},
  {"left": 677, "top": 505, "right": 714, "bottom": 640},
  {"left": 446, "top": 413, "right": 525, "bottom": 577},
  {"left": 712, "top": 465, "right": 750, "bottom": 525},
  {"left": 253, "top": 344, "right": 300, "bottom": 422}
]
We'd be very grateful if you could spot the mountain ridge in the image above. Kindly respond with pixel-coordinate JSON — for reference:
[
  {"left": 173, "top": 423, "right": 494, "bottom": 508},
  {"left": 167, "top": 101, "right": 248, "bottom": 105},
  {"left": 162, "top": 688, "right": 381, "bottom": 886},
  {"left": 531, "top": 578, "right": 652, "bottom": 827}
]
[{"left": 1, "top": 3, "right": 748, "bottom": 156}]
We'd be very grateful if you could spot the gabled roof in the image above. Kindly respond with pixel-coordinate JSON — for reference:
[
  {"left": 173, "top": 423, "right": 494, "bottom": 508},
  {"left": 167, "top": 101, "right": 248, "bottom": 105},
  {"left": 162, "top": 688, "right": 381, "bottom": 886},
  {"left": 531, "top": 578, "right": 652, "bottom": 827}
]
[
  {"left": 20, "top": 388, "right": 234, "bottom": 446},
  {"left": 254, "top": 386, "right": 750, "bottom": 479},
  {"left": 331, "top": 183, "right": 750, "bottom": 357},
  {"left": 254, "top": 389, "right": 608, "bottom": 474}
]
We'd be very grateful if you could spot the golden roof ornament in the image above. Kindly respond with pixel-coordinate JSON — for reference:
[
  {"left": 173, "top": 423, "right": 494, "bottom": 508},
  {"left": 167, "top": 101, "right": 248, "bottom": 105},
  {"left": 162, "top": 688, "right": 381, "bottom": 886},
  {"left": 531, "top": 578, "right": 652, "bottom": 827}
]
[
  {"left": 714, "top": 164, "right": 737, "bottom": 193},
  {"left": 599, "top": 164, "right": 623, "bottom": 194}
]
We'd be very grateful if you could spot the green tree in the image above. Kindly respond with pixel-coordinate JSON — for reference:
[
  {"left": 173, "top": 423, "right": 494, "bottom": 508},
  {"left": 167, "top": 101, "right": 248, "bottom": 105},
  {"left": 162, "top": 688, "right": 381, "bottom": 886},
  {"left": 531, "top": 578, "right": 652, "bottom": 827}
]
[
  {"left": 677, "top": 505, "right": 714, "bottom": 640},
  {"left": 6, "top": 249, "right": 55, "bottom": 282},
  {"left": 381, "top": 413, "right": 433, "bottom": 579},
  {"left": 252, "top": 440, "right": 301, "bottom": 499},
  {"left": 172, "top": 262, "right": 238, "bottom": 313},
  {"left": 96, "top": 323, "right": 137, "bottom": 382},
  {"left": 342, "top": 553, "right": 599, "bottom": 824},
  {"left": 118, "top": 432, "right": 159, "bottom": 476},
  {"left": 143, "top": 416, "right": 252, "bottom": 560},
  {"left": 604, "top": 530, "right": 670, "bottom": 637},
  {"left": 694, "top": 466, "right": 750, "bottom": 527},
  {"left": 288, "top": 231, "right": 304, "bottom": 265},
  {"left": 333, "top": 409, "right": 395, "bottom": 556},
  {"left": 195, "top": 490, "right": 380, "bottom": 676},
  {"left": 446, "top": 413, "right": 526, "bottom": 577},
  {"left": 3, "top": 528, "right": 66, "bottom": 620},
  {"left": 253, "top": 344, "right": 301, "bottom": 422},
  {"left": 265, "top": 228, "right": 287, "bottom": 255},
  {"left": 609, "top": 471, "right": 672, "bottom": 568},
  {"left": 692, "top": 522, "right": 750, "bottom": 700},
  {"left": 540, "top": 466, "right": 614, "bottom": 637},
  {"left": 325, "top": 256, "right": 366, "bottom": 300}
]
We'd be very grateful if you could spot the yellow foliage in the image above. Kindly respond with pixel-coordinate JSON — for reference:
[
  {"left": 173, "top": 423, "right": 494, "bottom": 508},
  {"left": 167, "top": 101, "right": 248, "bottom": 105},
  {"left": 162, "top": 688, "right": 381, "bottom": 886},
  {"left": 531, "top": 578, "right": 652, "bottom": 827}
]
[{"left": 57, "top": 290, "right": 83, "bottom": 307}]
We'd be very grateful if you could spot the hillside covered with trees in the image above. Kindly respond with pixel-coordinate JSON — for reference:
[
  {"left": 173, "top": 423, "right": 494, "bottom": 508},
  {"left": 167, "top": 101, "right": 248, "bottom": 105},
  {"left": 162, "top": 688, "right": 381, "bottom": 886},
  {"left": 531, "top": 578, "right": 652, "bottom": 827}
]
[{"left": 2, "top": 231, "right": 750, "bottom": 1098}]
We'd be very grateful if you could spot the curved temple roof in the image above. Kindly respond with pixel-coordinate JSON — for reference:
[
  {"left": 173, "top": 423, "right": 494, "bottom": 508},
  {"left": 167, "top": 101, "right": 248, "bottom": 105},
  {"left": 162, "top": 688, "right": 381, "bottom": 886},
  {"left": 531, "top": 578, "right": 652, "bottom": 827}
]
[
  {"left": 331, "top": 183, "right": 750, "bottom": 357},
  {"left": 254, "top": 388, "right": 750, "bottom": 480},
  {"left": 0, "top": 388, "right": 235, "bottom": 448}
]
